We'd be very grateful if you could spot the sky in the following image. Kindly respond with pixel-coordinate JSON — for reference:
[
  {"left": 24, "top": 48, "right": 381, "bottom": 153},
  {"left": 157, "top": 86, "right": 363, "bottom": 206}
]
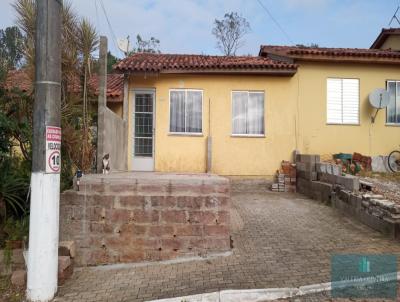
[{"left": 0, "top": 0, "right": 399, "bottom": 57}]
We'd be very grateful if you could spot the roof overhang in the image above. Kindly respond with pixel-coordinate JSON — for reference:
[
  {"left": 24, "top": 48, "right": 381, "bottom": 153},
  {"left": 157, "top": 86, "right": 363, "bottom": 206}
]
[
  {"left": 117, "top": 68, "right": 297, "bottom": 77},
  {"left": 371, "top": 28, "right": 400, "bottom": 49}
]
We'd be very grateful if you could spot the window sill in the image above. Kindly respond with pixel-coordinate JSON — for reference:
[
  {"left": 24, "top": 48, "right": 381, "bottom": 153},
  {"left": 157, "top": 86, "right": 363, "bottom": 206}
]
[
  {"left": 385, "top": 123, "right": 400, "bottom": 127},
  {"left": 326, "top": 123, "right": 360, "bottom": 126},
  {"left": 231, "top": 134, "right": 265, "bottom": 138},
  {"left": 168, "top": 132, "right": 203, "bottom": 137}
]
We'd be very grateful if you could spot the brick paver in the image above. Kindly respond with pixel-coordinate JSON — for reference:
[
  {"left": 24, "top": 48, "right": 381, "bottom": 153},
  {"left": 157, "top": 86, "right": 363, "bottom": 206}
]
[{"left": 54, "top": 191, "right": 400, "bottom": 302}]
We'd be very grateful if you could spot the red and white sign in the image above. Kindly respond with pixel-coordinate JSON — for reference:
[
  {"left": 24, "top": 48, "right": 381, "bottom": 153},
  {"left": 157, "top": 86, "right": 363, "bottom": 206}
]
[{"left": 45, "top": 126, "right": 61, "bottom": 173}]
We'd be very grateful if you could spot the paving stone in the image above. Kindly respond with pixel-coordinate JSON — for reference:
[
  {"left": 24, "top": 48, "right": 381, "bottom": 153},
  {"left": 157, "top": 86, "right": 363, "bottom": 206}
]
[{"left": 54, "top": 191, "right": 400, "bottom": 302}]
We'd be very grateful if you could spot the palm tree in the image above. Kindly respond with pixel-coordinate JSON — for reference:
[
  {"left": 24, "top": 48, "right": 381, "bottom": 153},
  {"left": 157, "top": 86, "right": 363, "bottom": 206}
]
[{"left": 13, "top": 0, "right": 99, "bottom": 176}]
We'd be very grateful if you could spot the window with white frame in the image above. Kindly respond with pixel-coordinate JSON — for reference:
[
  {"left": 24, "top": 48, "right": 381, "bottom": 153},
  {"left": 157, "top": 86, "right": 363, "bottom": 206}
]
[
  {"left": 327, "top": 78, "right": 359, "bottom": 124},
  {"left": 387, "top": 81, "right": 400, "bottom": 124},
  {"left": 232, "top": 91, "right": 265, "bottom": 135},
  {"left": 169, "top": 89, "right": 202, "bottom": 134}
]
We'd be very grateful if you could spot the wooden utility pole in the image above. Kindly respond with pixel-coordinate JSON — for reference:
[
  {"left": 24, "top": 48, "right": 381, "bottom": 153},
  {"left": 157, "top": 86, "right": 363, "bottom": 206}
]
[
  {"left": 27, "top": 0, "right": 62, "bottom": 301},
  {"left": 97, "top": 36, "right": 107, "bottom": 173}
]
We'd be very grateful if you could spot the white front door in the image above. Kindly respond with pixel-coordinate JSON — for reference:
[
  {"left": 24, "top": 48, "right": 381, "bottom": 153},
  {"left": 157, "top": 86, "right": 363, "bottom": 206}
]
[{"left": 132, "top": 90, "right": 155, "bottom": 171}]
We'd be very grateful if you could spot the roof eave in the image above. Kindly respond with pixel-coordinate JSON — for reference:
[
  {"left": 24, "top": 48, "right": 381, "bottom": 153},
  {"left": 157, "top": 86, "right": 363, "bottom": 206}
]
[
  {"left": 284, "top": 54, "right": 400, "bottom": 65},
  {"left": 116, "top": 68, "right": 297, "bottom": 77}
]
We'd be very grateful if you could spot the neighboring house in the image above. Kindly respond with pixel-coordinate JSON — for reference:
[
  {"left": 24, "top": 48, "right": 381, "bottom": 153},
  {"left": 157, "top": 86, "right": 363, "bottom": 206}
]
[
  {"left": 112, "top": 28, "right": 400, "bottom": 176},
  {"left": 3, "top": 69, "right": 124, "bottom": 117}
]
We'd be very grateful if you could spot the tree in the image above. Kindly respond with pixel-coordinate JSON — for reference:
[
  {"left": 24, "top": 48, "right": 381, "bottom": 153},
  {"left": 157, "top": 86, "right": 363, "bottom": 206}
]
[
  {"left": 131, "top": 34, "right": 160, "bottom": 54},
  {"left": 0, "top": 26, "right": 24, "bottom": 70},
  {"left": 107, "top": 51, "right": 119, "bottom": 73},
  {"left": 212, "top": 12, "right": 250, "bottom": 56}
]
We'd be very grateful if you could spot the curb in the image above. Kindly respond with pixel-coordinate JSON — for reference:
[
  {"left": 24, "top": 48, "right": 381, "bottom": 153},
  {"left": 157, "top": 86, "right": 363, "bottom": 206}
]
[{"left": 148, "top": 272, "right": 400, "bottom": 302}]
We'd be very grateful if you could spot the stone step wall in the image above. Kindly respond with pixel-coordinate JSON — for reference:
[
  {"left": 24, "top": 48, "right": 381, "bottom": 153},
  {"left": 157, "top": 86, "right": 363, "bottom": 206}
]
[
  {"left": 296, "top": 154, "right": 400, "bottom": 240},
  {"left": 60, "top": 173, "right": 231, "bottom": 266}
]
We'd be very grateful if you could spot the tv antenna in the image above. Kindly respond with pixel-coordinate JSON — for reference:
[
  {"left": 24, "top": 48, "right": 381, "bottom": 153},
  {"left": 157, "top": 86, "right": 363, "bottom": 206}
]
[
  {"left": 117, "top": 36, "right": 132, "bottom": 57},
  {"left": 389, "top": 6, "right": 400, "bottom": 26},
  {"left": 369, "top": 88, "right": 390, "bottom": 123}
]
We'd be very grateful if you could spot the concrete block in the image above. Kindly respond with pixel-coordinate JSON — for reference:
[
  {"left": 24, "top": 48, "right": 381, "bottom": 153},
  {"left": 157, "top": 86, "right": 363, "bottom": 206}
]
[
  {"left": 316, "top": 163, "right": 327, "bottom": 173},
  {"left": 59, "top": 241, "right": 76, "bottom": 258},
  {"left": 318, "top": 173, "right": 337, "bottom": 184},
  {"left": 298, "top": 154, "right": 320, "bottom": 164},
  {"left": 297, "top": 171, "right": 317, "bottom": 181},
  {"left": 332, "top": 165, "right": 341, "bottom": 176},
  {"left": 11, "top": 270, "right": 26, "bottom": 287},
  {"left": 336, "top": 175, "right": 359, "bottom": 192}
]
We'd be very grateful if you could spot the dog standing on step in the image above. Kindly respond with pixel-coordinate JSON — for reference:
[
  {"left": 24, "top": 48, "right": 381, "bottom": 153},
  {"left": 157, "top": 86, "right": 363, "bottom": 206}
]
[{"left": 102, "top": 154, "right": 110, "bottom": 174}]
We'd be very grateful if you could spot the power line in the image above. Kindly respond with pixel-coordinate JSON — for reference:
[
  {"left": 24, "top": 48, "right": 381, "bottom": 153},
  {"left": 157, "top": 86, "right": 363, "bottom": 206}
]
[
  {"left": 256, "top": 0, "right": 294, "bottom": 44},
  {"left": 96, "top": 0, "right": 124, "bottom": 55}
]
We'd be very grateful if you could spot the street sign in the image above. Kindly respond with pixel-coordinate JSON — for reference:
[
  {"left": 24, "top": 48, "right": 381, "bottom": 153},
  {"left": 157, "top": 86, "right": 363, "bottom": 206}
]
[{"left": 45, "top": 126, "right": 61, "bottom": 173}]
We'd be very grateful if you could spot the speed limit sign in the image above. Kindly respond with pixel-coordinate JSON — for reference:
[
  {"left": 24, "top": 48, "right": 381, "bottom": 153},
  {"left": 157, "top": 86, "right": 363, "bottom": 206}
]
[{"left": 46, "top": 126, "right": 61, "bottom": 173}]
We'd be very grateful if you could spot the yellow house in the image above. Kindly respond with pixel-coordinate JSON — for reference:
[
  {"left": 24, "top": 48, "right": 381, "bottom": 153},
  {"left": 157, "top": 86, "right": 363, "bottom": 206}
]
[{"left": 112, "top": 28, "right": 400, "bottom": 177}]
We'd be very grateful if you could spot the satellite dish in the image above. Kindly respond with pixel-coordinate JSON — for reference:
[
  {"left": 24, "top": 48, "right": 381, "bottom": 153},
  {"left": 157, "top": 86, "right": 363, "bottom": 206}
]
[
  {"left": 117, "top": 38, "right": 132, "bottom": 54},
  {"left": 369, "top": 88, "right": 390, "bottom": 109}
]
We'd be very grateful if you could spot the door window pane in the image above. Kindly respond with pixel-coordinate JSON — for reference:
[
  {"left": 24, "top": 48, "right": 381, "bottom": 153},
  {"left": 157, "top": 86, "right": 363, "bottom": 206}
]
[{"left": 134, "top": 93, "right": 153, "bottom": 157}]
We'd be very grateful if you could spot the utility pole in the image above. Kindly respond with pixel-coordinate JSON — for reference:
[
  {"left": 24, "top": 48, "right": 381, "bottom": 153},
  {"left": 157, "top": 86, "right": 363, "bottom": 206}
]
[
  {"left": 97, "top": 36, "right": 107, "bottom": 173},
  {"left": 27, "top": 0, "right": 62, "bottom": 301}
]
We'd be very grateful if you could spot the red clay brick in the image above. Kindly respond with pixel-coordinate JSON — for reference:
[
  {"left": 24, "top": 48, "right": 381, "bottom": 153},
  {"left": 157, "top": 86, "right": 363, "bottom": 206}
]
[
  {"left": 120, "top": 224, "right": 148, "bottom": 236},
  {"left": 151, "top": 196, "right": 176, "bottom": 207},
  {"left": 132, "top": 209, "right": 159, "bottom": 223},
  {"left": 216, "top": 211, "right": 230, "bottom": 225},
  {"left": 148, "top": 225, "right": 175, "bottom": 237},
  {"left": 189, "top": 211, "right": 217, "bottom": 224},
  {"left": 177, "top": 196, "right": 203, "bottom": 209},
  {"left": 116, "top": 195, "right": 145, "bottom": 209},
  {"left": 109, "top": 209, "right": 132, "bottom": 223},
  {"left": 120, "top": 250, "right": 145, "bottom": 263},
  {"left": 176, "top": 225, "right": 203, "bottom": 236},
  {"left": 204, "top": 225, "right": 229, "bottom": 237},
  {"left": 161, "top": 210, "right": 187, "bottom": 224}
]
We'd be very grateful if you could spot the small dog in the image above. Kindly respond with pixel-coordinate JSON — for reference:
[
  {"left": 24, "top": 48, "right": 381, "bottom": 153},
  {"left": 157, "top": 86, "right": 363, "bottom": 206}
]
[{"left": 102, "top": 154, "right": 110, "bottom": 174}]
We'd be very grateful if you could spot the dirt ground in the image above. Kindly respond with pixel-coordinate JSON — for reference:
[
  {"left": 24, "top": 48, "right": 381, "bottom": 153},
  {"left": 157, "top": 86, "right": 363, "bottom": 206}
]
[
  {"left": 0, "top": 276, "right": 24, "bottom": 302},
  {"left": 361, "top": 173, "right": 400, "bottom": 203}
]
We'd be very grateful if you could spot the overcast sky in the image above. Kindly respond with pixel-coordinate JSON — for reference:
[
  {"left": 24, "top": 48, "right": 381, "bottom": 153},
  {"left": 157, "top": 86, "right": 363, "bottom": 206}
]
[{"left": 0, "top": 0, "right": 398, "bottom": 57}]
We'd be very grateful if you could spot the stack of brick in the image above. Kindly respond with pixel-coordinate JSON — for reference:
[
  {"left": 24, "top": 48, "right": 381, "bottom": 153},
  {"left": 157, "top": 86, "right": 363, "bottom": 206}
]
[
  {"left": 59, "top": 173, "right": 231, "bottom": 266},
  {"left": 271, "top": 161, "right": 296, "bottom": 192}
]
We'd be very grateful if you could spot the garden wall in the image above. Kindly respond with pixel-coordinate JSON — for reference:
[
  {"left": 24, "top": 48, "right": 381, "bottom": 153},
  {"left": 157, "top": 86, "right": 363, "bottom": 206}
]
[
  {"left": 296, "top": 154, "right": 400, "bottom": 239},
  {"left": 59, "top": 173, "right": 231, "bottom": 266}
]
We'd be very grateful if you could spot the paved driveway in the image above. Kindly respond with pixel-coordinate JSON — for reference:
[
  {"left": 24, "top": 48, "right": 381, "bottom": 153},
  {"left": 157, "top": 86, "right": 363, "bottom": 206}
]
[{"left": 54, "top": 191, "right": 400, "bottom": 302}]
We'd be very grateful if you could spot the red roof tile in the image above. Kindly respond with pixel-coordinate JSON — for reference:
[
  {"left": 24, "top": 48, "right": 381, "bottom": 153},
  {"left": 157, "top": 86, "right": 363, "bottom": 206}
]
[
  {"left": 260, "top": 45, "right": 400, "bottom": 64},
  {"left": 371, "top": 28, "right": 400, "bottom": 49},
  {"left": 3, "top": 69, "right": 124, "bottom": 103},
  {"left": 114, "top": 53, "right": 297, "bottom": 74}
]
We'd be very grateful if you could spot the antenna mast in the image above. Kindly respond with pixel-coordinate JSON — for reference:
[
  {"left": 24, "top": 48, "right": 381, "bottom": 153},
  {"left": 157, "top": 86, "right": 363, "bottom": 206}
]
[{"left": 389, "top": 6, "right": 400, "bottom": 26}]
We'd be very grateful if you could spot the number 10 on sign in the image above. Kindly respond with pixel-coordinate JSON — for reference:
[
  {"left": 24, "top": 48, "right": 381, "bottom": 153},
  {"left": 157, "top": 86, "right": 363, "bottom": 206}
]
[{"left": 45, "top": 126, "right": 61, "bottom": 173}]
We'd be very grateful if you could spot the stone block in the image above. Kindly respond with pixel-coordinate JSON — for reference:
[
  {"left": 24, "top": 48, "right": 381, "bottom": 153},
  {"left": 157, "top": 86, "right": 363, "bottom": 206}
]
[
  {"left": 11, "top": 270, "right": 26, "bottom": 287},
  {"left": 58, "top": 256, "right": 72, "bottom": 273},
  {"left": 336, "top": 175, "right": 359, "bottom": 192},
  {"left": 59, "top": 241, "right": 76, "bottom": 258}
]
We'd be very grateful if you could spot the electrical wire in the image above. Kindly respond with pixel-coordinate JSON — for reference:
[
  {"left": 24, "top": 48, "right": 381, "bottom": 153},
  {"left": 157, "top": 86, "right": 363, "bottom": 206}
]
[
  {"left": 256, "top": 0, "right": 294, "bottom": 44},
  {"left": 96, "top": 0, "right": 124, "bottom": 55}
]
